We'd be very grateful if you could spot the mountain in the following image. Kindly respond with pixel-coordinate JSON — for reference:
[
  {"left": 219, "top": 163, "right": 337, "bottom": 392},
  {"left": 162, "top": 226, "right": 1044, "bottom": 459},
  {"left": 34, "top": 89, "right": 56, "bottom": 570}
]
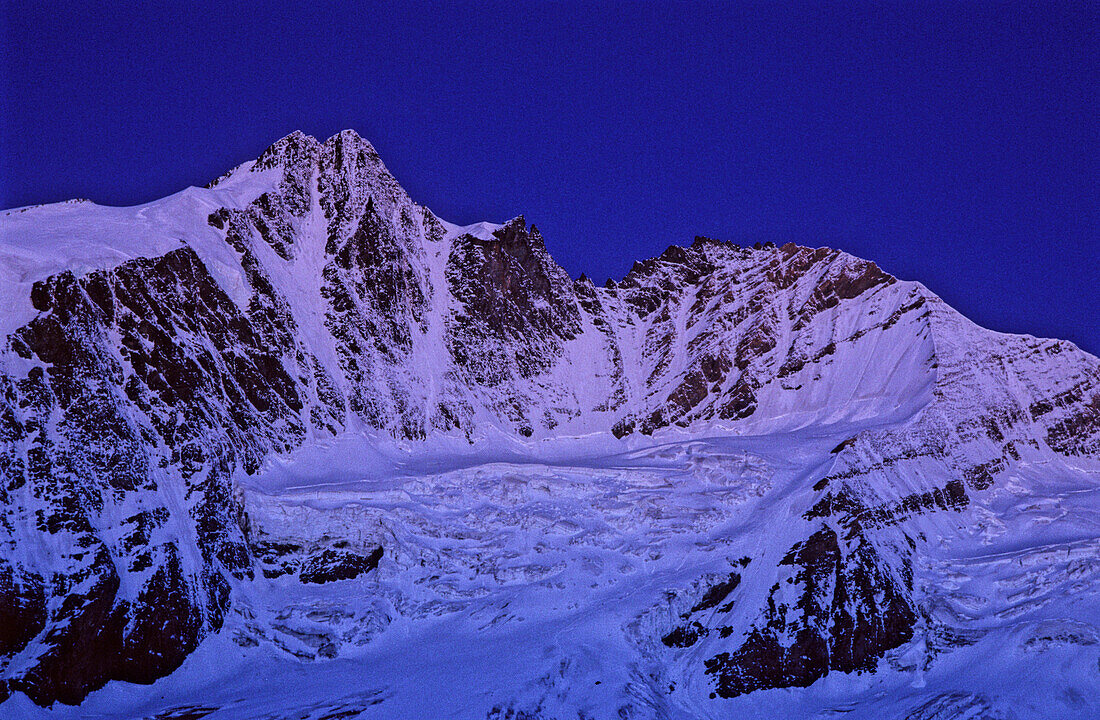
[{"left": 0, "top": 130, "right": 1098, "bottom": 719}]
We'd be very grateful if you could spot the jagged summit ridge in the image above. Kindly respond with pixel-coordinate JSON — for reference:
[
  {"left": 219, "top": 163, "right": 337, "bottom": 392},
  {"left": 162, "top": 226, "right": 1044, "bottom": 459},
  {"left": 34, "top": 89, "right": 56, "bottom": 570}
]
[
  {"left": 0, "top": 130, "right": 1098, "bottom": 713},
  {"left": 1, "top": 128, "right": 940, "bottom": 442}
]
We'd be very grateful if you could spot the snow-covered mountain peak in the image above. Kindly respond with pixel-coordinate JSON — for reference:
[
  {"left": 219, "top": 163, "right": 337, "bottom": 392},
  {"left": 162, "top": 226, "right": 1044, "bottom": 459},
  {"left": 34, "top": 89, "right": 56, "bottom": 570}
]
[
  {"left": 1, "top": 130, "right": 1098, "bottom": 717},
  {"left": 440, "top": 219, "right": 507, "bottom": 242},
  {"left": 324, "top": 127, "right": 380, "bottom": 155},
  {"left": 251, "top": 129, "right": 319, "bottom": 173}
]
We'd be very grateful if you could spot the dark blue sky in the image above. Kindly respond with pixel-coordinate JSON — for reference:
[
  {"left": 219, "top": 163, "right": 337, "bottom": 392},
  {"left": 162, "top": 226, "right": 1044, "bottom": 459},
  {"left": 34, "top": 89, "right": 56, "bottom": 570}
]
[{"left": 2, "top": 2, "right": 1097, "bottom": 354}]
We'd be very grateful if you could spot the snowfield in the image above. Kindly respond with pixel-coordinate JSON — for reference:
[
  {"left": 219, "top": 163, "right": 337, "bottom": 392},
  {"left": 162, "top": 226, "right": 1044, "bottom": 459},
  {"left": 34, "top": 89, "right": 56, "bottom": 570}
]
[
  {"left": 5, "top": 427, "right": 1100, "bottom": 719},
  {"left": 1, "top": 130, "right": 1098, "bottom": 719}
]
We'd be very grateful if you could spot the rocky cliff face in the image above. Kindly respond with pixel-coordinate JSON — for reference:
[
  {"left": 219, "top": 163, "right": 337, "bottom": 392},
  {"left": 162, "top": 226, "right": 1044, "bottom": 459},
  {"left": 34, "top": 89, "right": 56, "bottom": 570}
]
[{"left": 1, "top": 130, "right": 1097, "bottom": 710}]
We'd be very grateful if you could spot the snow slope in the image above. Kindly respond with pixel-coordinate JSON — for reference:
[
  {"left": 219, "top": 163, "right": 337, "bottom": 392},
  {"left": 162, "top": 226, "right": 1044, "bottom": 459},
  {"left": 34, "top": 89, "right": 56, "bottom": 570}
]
[
  {"left": 5, "top": 429, "right": 1099, "bottom": 719},
  {"left": 0, "top": 130, "right": 1098, "bottom": 718}
]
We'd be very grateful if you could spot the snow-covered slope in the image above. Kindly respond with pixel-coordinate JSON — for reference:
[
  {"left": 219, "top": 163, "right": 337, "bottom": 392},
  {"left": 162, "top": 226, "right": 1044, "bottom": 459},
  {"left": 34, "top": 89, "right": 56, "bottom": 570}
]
[{"left": 0, "top": 130, "right": 1097, "bottom": 718}]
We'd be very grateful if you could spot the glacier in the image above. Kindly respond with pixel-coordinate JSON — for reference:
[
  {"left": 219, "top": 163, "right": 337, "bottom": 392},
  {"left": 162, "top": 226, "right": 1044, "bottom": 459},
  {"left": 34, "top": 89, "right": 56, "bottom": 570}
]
[{"left": 0, "top": 129, "right": 1097, "bottom": 719}]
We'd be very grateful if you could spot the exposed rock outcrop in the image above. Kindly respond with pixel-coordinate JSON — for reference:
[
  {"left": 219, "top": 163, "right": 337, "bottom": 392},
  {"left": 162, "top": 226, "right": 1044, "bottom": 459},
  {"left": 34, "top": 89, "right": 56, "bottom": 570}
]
[{"left": 0, "top": 129, "right": 1097, "bottom": 707}]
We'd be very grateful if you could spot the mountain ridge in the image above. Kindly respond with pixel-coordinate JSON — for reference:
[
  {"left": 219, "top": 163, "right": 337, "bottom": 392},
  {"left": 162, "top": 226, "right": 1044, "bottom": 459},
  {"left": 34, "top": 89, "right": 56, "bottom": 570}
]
[{"left": 0, "top": 130, "right": 1098, "bottom": 716}]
